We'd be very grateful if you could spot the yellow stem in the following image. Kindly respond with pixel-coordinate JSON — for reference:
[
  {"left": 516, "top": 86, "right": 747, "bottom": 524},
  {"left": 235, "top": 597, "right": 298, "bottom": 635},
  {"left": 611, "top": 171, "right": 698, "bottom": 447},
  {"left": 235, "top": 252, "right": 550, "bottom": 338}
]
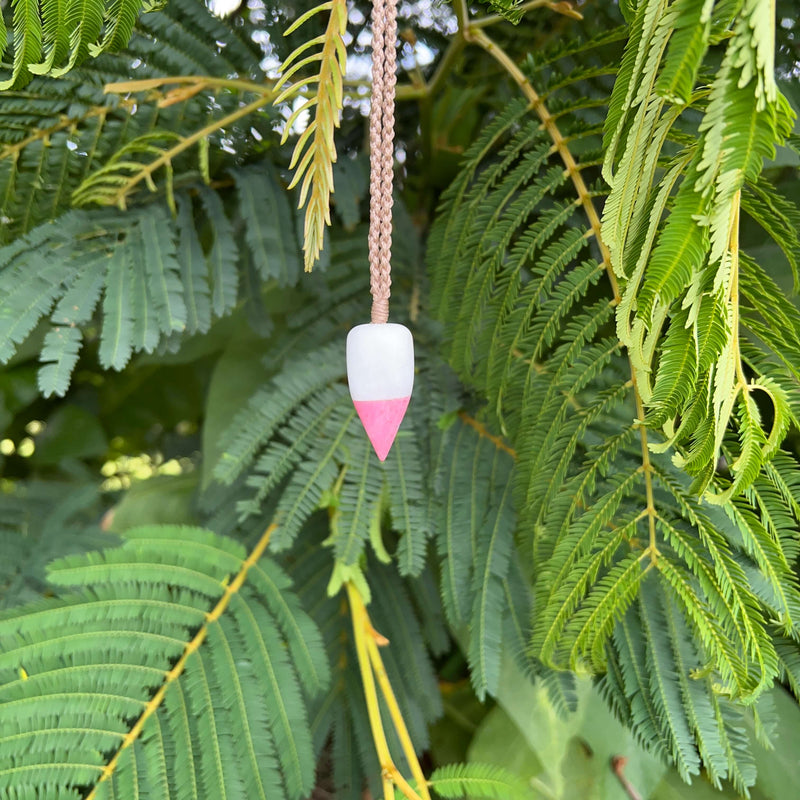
[
  {"left": 346, "top": 584, "right": 398, "bottom": 774},
  {"left": 85, "top": 524, "right": 277, "bottom": 799},
  {"left": 345, "top": 582, "right": 425, "bottom": 800},
  {"left": 106, "top": 74, "right": 377, "bottom": 99},
  {"left": 458, "top": 411, "right": 517, "bottom": 459},
  {"left": 729, "top": 189, "right": 746, "bottom": 389},
  {"left": 105, "top": 93, "right": 274, "bottom": 208},
  {"left": 105, "top": 75, "right": 274, "bottom": 96},
  {"left": 471, "top": 0, "right": 583, "bottom": 28},
  {"left": 466, "top": 23, "right": 660, "bottom": 562},
  {"left": 366, "top": 635, "right": 432, "bottom": 800}
]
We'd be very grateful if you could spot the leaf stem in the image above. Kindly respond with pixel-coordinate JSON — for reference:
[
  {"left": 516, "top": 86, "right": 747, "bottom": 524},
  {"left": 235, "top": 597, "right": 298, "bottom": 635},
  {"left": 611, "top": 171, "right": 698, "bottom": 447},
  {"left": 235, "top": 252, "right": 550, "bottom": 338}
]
[
  {"left": 611, "top": 755, "right": 644, "bottom": 800},
  {"left": 105, "top": 75, "right": 274, "bottom": 96},
  {"left": 458, "top": 411, "right": 517, "bottom": 459},
  {"left": 347, "top": 584, "right": 395, "bottom": 783},
  {"left": 101, "top": 93, "right": 274, "bottom": 208},
  {"left": 471, "top": 0, "right": 583, "bottom": 28},
  {"left": 345, "top": 581, "right": 427, "bottom": 800},
  {"left": 366, "top": 634, "right": 432, "bottom": 800},
  {"left": 729, "top": 189, "right": 746, "bottom": 389},
  {"left": 0, "top": 104, "right": 128, "bottom": 161}
]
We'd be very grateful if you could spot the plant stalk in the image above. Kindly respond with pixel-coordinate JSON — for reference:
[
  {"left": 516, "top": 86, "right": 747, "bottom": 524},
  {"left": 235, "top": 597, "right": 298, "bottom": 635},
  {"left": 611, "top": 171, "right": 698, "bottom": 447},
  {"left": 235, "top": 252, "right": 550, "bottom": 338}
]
[{"left": 346, "top": 582, "right": 426, "bottom": 800}]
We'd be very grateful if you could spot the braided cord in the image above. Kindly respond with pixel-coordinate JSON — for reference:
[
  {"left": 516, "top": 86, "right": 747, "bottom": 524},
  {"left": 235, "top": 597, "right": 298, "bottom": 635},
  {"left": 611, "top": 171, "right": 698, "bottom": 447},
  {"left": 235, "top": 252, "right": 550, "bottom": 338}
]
[{"left": 368, "top": 0, "right": 398, "bottom": 324}]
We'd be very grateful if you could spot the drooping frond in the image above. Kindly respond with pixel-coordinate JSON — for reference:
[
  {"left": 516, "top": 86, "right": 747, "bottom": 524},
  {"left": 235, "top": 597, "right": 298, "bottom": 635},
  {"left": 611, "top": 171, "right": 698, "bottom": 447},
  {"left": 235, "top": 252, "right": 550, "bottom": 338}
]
[
  {"left": 0, "top": 524, "right": 329, "bottom": 799},
  {"left": 233, "top": 165, "right": 303, "bottom": 287},
  {"left": 601, "top": 0, "right": 796, "bottom": 490},
  {"left": 273, "top": 0, "right": 348, "bottom": 271},
  {"left": 433, "top": 415, "right": 517, "bottom": 700},
  {"left": 599, "top": 573, "right": 758, "bottom": 793}
]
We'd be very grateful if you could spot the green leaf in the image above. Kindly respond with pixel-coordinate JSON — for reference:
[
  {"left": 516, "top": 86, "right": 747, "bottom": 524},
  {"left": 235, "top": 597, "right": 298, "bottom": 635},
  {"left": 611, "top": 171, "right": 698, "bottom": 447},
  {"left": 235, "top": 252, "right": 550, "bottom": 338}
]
[
  {"left": 384, "top": 428, "right": 430, "bottom": 577},
  {"left": 199, "top": 187, "right": 239, "bottom": 318},
  {"left": 95, "top": 0, "right": 145, "bottom": 53},
  {"left": 138, "top": 211, "right": 187, "bottom": 335},
  {"left": 468, "top": 449, "right": 515, "bottom": 700},
  {"left": 0, "top": 0, "right": 43, "bottom": 89},
  {"left": 176, "top": 193, "right": 213, "bottom": 335},
  {"left": 654, "top": 0, "right": 711, "bottom": 104},
  {"left": 37, "top": 326, "right": 83, "bottom": 397},
  {"left": 332, "top": 155, "right": 367, "bottom": 230},
  {"left": 234, "top": 165, "right": 302, "bottom": 287},
  {"left": 29, "top": 0, "right": 70, "bottom": 75},
  {"left": 98, "top": 246, "right": 134, "bottom": 371},
  {"left": 0, "top": 526, "right": 326, "bottom": 799},
  {"left": 428, "top": 763, "right": 533, "bottom": 799}
]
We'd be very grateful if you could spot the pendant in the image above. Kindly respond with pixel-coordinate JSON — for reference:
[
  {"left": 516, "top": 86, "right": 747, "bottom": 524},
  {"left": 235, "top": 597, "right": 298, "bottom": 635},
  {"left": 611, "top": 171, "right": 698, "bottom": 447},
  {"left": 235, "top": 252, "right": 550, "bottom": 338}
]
[{"left": 346, "top": 323, "right": 414, "bottom": 461}]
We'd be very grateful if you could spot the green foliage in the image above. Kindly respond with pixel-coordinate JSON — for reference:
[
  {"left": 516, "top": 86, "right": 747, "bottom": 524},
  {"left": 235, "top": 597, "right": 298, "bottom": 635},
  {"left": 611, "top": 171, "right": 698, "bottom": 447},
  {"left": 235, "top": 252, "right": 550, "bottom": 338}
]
[
  {"left": 0, "top": 0, "right": 799, "bottom": 797},
  {"left": 434, "top": 417, "right": 517, "bottom": 700},
  {"left": 427, "top": 763, "right": 534, "bottom": 798},
  {"left": 0, "top": 0, "right": 265, "bottom": 243},
  {"left": 427, "top": 16, "right": 800, "bottom": 789},
  {"left": 0, "top": 525, "right": 328, "bottom": 799},
  {"left": 0, "top": 479, "right": 110, "bottom": 607},
  {"left": 475, "top": 0, "right": 526, "bottom": 24},
  {"left": 602, "top": 0, "right": 797, "bottom": 493},
  {"left": 0, "top": 0, "right": 149, "bottom": 88},
  {"left": 468, "top": 646, "right": 800, "bottom": 800},
  {"left": 0, "top": 161, "right": 304, "bottom": 397}
]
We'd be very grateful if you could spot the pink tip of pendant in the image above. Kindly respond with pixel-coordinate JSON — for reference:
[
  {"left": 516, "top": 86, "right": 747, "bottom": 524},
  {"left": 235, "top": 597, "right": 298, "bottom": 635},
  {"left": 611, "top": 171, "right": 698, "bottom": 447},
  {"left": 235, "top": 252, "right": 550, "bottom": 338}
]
[{"left": 353, "top": 397, "right": 411, "bottom": 461}]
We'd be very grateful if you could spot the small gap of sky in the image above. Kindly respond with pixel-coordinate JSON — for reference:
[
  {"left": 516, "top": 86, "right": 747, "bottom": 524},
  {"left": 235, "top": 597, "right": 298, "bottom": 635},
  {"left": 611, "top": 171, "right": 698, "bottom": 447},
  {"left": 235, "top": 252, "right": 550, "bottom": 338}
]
[
  {"left": 206, "top": 1, "right": 453, "bottom": 135},
  {"left": 208, "top": 0, "right": 449, "bottom": 78}
]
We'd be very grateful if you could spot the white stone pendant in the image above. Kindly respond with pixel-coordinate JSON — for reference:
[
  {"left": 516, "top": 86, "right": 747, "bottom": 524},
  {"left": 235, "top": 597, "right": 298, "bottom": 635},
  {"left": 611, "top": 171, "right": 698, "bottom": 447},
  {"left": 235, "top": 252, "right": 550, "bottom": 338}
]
[{"left": 346, "top": 323, "right": 414, "bottom": 461}]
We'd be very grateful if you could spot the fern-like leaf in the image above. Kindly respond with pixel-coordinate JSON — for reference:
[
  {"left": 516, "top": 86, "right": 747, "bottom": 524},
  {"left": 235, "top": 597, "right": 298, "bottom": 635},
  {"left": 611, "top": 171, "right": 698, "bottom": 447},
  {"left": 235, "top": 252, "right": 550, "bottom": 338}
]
[
  {"left": 0, "top": 525, "right": 329, "bottom": 799},
  {"left": 37, "top": 324, "right": 83, "bottom": 397},
  {"left": 233, "top": 165, "right": 302, "bottom": 287},
  {"left": 0, "top": 194, "right": 252, "bottom": 395},
  {"left": 428, "top": 28, "right": 800, "bottom": 762},
  {"left": 0, "top": 0, "right": 265, "bottom": 242},
  {"left": 426, "top": 763, "right": 534, "bottom": 799},
  {"left": 0, "top": 0, "right": 150, "bottom": 88}
]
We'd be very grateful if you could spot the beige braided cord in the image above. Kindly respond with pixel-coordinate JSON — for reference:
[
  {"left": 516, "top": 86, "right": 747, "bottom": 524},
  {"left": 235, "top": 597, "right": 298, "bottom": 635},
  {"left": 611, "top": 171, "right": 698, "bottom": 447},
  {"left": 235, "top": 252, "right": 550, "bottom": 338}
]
[{"left": 368, "top": 0, "right": 398, "bottom": 324}]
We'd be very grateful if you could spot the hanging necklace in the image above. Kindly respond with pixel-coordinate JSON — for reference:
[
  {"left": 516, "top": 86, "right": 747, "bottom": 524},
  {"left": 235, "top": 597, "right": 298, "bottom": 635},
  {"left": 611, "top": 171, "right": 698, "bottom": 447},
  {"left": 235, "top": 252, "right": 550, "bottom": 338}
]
[{"left": 346, "top": 0, "right": 413, "bottom": 462}]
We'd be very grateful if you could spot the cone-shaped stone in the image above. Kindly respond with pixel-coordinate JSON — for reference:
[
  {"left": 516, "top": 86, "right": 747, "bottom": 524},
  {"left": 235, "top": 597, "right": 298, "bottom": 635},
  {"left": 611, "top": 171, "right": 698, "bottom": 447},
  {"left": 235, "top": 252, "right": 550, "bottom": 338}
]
[
  {"left": 353, "top": 397, "right": 411, "bottom": 461},
  {"left": 347, "top": 323, "right": 414, "bottom": 461}
]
